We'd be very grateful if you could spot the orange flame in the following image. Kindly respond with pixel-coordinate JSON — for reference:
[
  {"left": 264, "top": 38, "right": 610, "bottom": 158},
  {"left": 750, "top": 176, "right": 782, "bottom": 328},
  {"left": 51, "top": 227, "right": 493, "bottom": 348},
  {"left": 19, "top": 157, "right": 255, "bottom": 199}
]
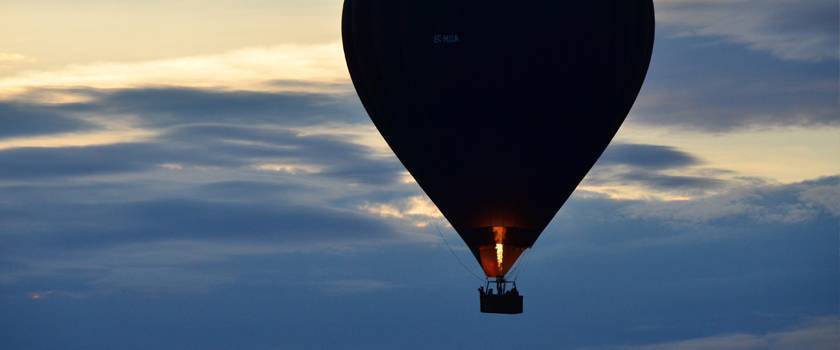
[{"left": 492, "top": 227, "right": 506, "bottom": 271}]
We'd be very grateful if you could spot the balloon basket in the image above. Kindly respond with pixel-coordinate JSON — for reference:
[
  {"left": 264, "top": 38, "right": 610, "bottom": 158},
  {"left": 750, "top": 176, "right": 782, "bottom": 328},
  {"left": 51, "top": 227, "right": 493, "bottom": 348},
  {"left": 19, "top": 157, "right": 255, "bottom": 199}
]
[
  {"left": 480, "top": 293, "right": 523, "bottom": 314},
  {"left": 478, "top": 279, "right": 523, "bottom": 314}
]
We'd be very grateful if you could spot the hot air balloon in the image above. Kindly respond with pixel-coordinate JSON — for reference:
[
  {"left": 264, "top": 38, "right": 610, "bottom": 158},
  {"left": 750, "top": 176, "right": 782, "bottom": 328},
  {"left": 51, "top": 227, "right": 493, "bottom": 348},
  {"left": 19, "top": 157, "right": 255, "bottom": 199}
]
[{"left": 342, "top": 1, "right": 655, "bottom": 314}]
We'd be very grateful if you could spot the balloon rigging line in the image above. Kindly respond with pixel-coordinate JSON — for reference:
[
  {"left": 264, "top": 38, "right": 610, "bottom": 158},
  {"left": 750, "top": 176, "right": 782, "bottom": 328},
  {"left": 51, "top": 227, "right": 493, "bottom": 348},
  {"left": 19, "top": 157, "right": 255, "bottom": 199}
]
[
  {"left": 507, "top": 248, "right": 533, "bottom": 282},
  {"left": 433, "top": 222, "right": 485, "bottom": 282}
]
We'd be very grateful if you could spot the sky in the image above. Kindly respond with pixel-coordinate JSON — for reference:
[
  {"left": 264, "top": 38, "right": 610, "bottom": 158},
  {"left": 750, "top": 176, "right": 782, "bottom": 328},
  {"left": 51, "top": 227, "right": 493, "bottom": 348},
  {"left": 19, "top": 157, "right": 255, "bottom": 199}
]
[{"left": 0, "top": 0, "right": 838, "bottom": 349}]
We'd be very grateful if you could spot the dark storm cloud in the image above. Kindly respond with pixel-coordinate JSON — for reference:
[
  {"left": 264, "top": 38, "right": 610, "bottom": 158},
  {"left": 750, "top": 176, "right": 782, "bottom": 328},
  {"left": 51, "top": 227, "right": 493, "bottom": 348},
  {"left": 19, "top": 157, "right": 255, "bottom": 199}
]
[
  {"left": 0, "top": 103, "right": 94, "bottom": 138},
  {"left": 598, "top": 143, "right": 701, "bottom": 170}
]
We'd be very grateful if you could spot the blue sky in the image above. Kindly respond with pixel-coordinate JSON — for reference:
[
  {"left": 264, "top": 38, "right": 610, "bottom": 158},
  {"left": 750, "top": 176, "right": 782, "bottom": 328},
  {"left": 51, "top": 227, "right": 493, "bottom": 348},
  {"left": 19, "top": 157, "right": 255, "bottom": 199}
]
[{"left": 0, "top": 1, "right": 838, "bottom": 349}]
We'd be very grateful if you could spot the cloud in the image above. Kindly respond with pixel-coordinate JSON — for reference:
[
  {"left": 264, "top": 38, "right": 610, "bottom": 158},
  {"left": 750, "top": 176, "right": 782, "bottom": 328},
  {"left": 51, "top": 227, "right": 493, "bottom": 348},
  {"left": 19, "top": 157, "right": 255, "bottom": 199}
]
[
  {"left": 0, "top": 53, "right": 28, "bottom": 64},
  {"left": 621, "top": 176, "right": 840, "bottom": 224},
  {"left": 800, "top": 184, "right": 840, "bottom": 216},
  {"left": 0, "top": 84, "right": 371, "bottom": 151},
  {"left": 541, "top": 177, "right": 839, "bottom": 263},
  {"left": 0, "top": 43, "right": 349, "bottom": 97},
  {"left": 631, "top": 67, "right": 838, "bottom": 131},
  {"left": 623, "top": 1, "right": 840, "bottom": 133},
  {"left": 73, "top": 87, "right": 364, "bottom": 127},
  {"left": 0, "top": 129, "right": 378, "bottom": 168},
  {"left": 0, "top": 86, "right": 405, "bottom": 186},
  {"left": 0, "top": 85, "right": 425, "bottom": 292},
  {"left": 598, "top": 143, "right": 701, "bottom": 170},
  {"left": 0, "top": 53, "right": 33, "bottom": 76},
  {"left": 628, "top": 32, "right": 839, "bottom": 132},
  {"left": 0, "top": 99, "right": 835, "bottom": 348},
  {"left": 0, "top": 182, "right": 422, "bottom": 292},
  {"left": 624, "top": 317, "right": 840, "bottom": 350},
  {"left": 583, "top": 142, "right": 729, "bottom": 199},
  {"left": 0, "top": 143, "right": 162, "bottom": 179},
  {"left": 361, "top": 196, "right": 444, "bottom": 228},
  {"left": 614, "top": 170, "right": 726, "bottom": 190},
  {"left": 0, "top": 4, "right": 836, "bottom": 348},
  {"left": 0, "top": 67, "right": 833, "bottom": 349},
  {"left": 657, "top": 0, "right": 839, "bottom": 62},
  {"left": 163, "top": 124, "right": 403, "bottom": 185},
  {"left": 0, "top": 102, "right": 94, "bottom": 138}
]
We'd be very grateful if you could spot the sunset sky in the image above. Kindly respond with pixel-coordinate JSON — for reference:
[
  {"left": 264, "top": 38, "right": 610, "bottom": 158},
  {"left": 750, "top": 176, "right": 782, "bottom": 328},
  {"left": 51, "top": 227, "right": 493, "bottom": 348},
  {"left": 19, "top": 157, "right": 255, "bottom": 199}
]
[{"left": 1, "top": 1, "right": 838, "bottom": 349}]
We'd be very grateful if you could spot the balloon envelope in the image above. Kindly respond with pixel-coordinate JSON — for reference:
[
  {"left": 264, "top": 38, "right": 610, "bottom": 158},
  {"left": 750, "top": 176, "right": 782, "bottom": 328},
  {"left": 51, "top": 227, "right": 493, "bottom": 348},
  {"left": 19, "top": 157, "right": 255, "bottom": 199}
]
[{"left": 342, "top": 0, "right": 655, "bottom": 277}]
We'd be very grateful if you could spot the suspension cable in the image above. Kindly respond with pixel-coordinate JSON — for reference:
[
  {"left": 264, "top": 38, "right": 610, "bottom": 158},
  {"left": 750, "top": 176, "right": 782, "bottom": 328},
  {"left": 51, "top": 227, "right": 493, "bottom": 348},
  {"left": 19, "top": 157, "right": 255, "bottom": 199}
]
[
  {"left": 432, "top": 222, "right": 485, "bottom": 282},
  {"left": 507, "top": 247, "right": 533, "bottom": 282}
]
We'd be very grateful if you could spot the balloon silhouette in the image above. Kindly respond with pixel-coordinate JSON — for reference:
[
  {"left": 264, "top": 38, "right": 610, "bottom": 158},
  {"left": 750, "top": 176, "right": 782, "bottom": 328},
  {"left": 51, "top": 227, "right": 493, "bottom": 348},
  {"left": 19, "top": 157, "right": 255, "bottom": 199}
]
[{"left": 342, "top": 0, "right": 655, "bottom": 313}]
